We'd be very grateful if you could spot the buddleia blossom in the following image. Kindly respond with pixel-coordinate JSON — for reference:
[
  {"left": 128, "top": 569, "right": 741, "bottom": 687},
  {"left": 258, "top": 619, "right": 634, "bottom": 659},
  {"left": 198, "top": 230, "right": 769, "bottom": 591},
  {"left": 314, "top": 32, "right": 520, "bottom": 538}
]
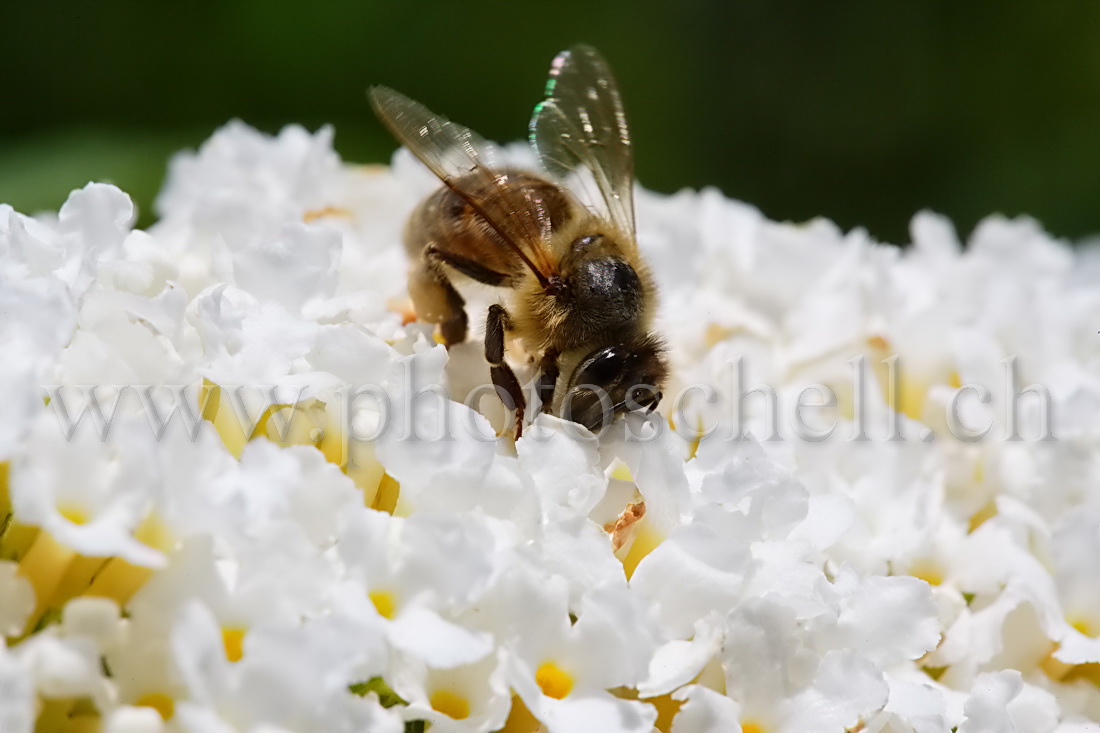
[{"left": 1, "top": 120, "right": 1099, "bottom": 733}]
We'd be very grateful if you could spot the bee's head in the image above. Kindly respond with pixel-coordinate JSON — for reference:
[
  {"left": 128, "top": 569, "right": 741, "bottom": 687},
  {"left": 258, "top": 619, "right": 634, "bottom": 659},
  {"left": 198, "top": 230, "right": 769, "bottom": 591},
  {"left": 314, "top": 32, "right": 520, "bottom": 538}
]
[{"left": 560, "top": 335, "right": 668, "bottom": 433}]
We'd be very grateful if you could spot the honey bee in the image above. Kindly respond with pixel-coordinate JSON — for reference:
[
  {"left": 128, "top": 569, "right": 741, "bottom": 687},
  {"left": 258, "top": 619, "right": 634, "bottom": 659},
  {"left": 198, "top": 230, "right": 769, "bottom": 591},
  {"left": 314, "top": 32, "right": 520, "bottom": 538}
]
[{"left": 370, "top": 45, "right": 667, "bottom": 437}]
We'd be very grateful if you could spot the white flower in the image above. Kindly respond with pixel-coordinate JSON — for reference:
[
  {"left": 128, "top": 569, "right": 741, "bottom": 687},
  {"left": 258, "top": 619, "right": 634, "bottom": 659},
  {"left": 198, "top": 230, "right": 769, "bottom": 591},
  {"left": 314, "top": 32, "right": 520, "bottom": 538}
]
[
  {"left": 720, "top": 598, "right": 890, "bottom": 733},
  {"left": 0, "top": 642, "right": 34, "bottom": 733},
  {"left": 497, "top": 571, "right": 660, "bottom": 732},
  {"left": 958, "top": 671, "right": 1060, "bottom": 733},
  {"left": 337, "top": 510, "right": 499, "bottom": 670},
  {"left": 389, "top": 650, "right": 511, "bottom": 731},
  {"left": 0, "top": 275, "right": 75, "bottom": 460},
  {"left": 669, "top": 684, "right": 743, "bottom": 732},
  {"left": 11, "top": 412, "right": 165, "bottom": 567}
]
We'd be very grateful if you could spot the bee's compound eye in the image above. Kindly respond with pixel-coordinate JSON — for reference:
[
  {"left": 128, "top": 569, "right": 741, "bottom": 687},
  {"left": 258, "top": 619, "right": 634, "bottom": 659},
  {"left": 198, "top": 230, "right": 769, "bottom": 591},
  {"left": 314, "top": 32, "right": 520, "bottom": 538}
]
[{"left": 574, "top": 346, "right": 627, "bottom": 386}]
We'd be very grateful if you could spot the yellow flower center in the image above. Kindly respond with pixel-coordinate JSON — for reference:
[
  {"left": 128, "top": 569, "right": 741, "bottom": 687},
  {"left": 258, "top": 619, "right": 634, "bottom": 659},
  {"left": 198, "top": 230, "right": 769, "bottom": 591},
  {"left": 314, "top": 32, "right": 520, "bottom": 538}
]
[
  {"left": 430, "top": 689, "right": 470, "bottom": 719},
  {"left": 688, "top": 415, "right": 705, "bottom": 460},
  {"left": 861, "top": 340, "right": 963, "bottom": 424},
  {"left": 887, "top": 375, "right": 930, "bottom": 423},
  {"left": 909, "top": 559, "right": 943, "bottom": 586},
  {"left": 58, "top": 504, "right": 89, "bottom": 525},
  {"left": 703, "top": 323, "right": 737, "bottom": 348},
  {"left": 136, "top": 692, "right": 175, "bottom": 720},
  {"left": 610, "top": 460, "right": 634, "bottom": 482},
  {"left": 535, "top": 662, "right": 573, "bottom": 700},
  {"left": 741, "top": 721, "right": 767, "bottom": 733},
  {"left": 369, "top": 590, "right": 397, "bottom": 620},
  {"left": 222, "top": 627, "right": 246, "bottom": 662},
  {"left": 1070, "top": 617, "right": 1097, "bottom": 638},
  {"left": 968, "top": 500, "right": 997, "bottom": 533},
  {"left": 620, "top": 519, "right": 664, "bottom": 580}
]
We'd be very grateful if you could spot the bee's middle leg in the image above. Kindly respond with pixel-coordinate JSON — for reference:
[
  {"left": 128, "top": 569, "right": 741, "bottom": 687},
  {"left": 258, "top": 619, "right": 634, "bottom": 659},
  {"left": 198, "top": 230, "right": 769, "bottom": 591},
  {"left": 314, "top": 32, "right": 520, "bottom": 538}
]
[
  {"left": 485, "top": 304, "right": 526, "bottom": 438},
  {"left": 535, "top": 349, "right": 559, "bottom": 414}
]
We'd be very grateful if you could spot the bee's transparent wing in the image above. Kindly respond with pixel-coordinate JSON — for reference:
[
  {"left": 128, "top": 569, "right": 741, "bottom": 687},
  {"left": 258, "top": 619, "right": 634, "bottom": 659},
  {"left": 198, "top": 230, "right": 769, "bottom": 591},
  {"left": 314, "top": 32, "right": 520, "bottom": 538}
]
[
  {"left": 530, "top": 44, "right": 636, "bottom": 242},
  {"left": 370, "top": 86, "right": 558, "bottom": 284}
]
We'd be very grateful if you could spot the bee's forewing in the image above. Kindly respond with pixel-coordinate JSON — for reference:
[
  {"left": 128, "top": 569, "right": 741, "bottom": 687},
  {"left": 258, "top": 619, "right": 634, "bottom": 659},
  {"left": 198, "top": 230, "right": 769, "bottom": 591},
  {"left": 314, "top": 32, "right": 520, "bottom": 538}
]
[{"left": 370, "top": 86, "right": 559, "bottom": 283}]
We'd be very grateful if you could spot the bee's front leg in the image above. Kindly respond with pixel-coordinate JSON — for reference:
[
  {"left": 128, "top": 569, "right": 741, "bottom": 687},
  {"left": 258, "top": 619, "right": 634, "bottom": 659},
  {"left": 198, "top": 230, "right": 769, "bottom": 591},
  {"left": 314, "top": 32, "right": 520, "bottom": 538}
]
[
  {"left": 535, "top": 349, "right": 559, "bottom": 415},
  {"left": 485, "top": 304, "right": 526, "bottom": 439}
]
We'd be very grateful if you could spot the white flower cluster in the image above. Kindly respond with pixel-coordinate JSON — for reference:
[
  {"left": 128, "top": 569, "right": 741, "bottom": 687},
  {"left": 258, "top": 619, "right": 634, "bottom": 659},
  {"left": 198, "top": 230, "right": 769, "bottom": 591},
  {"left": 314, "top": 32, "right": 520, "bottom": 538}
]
[{"left": 1, "top": 121, "right": 1099, "bottom": 733}]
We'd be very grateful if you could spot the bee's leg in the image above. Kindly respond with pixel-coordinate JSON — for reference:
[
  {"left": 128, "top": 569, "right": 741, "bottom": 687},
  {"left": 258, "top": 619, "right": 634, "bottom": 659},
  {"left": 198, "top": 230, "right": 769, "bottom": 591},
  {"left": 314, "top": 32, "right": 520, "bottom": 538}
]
[
  {"left": 535, "top": 349, "right": 560, "bottom": 414},
  {"left": 407, "top": 256, "right": 467, "bottom": 347},
  {"left": 426, "top": 245, "right": 511, "bottom": 287},
  {"left": 485, "top": 304, "right": 526, "bottom": 438}
]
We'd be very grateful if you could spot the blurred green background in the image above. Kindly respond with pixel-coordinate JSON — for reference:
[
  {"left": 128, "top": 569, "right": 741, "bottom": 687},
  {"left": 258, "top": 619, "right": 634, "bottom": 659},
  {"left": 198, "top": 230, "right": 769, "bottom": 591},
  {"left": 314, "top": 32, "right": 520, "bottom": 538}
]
[{"left": 3, "top": 1, "right": 1100, "bottom": 244}]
